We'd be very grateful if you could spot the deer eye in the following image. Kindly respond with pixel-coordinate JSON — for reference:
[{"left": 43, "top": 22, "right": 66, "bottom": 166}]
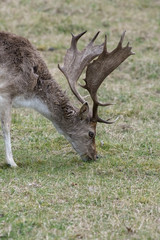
[{"left": 89, "top": 131, "right": 94, "bottom": 138}]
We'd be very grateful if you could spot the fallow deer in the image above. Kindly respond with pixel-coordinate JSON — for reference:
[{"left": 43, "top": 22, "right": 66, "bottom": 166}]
[{"left": 0, "top": 30, "right": 134, "bottom": 167}]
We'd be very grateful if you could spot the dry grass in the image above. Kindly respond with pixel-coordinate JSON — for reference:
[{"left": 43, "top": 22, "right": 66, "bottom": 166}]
[{"left": 0, "top": 0, "right": 160, "bottom": 239}]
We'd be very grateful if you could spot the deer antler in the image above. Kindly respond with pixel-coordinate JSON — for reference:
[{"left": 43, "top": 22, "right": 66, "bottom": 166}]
[
  {"left": 82, "top": 31, "right": 134, "bottom": 123},
  {"left": 58, "top": 31, "right": 104, "bottom": 103},
  {"left": 59, "top": 31, "right": 134, "bottom": 123}
]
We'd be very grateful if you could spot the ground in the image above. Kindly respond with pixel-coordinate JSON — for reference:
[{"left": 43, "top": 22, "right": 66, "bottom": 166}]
[{"left": 0, "top": 0, "right": 160, "bottom": 239}]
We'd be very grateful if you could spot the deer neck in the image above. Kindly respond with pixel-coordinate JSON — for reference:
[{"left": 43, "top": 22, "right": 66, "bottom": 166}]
[
  {"left": 13, "top": 77, "right": 77, "bottom": 136},
  {"left": 40, "top": 79, "right": 78, "bottom": 136}
]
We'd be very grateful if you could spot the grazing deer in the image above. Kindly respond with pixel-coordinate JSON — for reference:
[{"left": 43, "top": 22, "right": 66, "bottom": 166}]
[{"left": 0, "top": 30, "right": 134, "bottom": 167}]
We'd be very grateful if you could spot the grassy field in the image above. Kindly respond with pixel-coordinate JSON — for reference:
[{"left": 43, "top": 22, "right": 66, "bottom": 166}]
[{"left": 0, "top": 0, "right": 160, "bottom": 239}]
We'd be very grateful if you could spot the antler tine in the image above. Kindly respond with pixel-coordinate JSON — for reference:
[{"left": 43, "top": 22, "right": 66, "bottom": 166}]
[
  {"left": 126, "top": 41, "right": 135, "bottom": 55},
  {"left": 103, "top": 34, "right": 107, "bottom": 53},
  {"left": 88, "top": 31, "right": 100, "bottom": 45},
  {"left": 97, "top": 116, "right": 119, "bottom": 124},
  {"left": 117, "top": 30, "right": 126, "bottom": 48},
  {"left": 70, "top": 31, "right": 87, "bottom": 50},
  {"left": 117, "top": 31, "right": 135, "bottom": 55},
  {"left": 58, "top": 63, "right": 85, "bottom": 104}
]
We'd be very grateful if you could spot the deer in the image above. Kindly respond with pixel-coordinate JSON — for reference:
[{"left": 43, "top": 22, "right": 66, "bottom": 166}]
[{"left": 0, "top": 30, "right": 134, "bottom": 167}]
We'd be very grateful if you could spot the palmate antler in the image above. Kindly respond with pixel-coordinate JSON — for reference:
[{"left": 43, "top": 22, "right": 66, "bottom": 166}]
[
  {"left": 58, "top": 31, "right": 104, "bottom": 103},
  {"left": 58, "top": 31, "right": 134, "bottom": 124}
]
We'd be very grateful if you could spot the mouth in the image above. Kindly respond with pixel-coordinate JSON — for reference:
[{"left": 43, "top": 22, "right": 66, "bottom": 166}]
[
  {"left": 81, "top": 154, "right": 98, "bottom": 162},
  {"left": 81, "top": 155, "right": 92, "bottom": 162}
]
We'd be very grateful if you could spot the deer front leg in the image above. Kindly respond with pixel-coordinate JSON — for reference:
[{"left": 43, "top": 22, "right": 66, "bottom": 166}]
[{"left": 0, "top": 102, "right": 17, "bottom": 167}]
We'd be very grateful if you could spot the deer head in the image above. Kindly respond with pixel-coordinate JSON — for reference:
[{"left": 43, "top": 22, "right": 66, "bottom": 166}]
[{"left": 58, "top": 31, "right": 134, "bottom": 161}]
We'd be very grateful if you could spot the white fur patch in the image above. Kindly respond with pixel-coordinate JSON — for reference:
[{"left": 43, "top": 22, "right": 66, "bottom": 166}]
[
  {"left": 12, "top": 96, "right": 51, "bottom": 118},
  {"left": 0, "top": 82, "right": 5, "bottom": 88},
  {"left": 0, "top": 95, "right": 9, "bottom": 109},
  {"left": 0, "top": 95, "right": 4, "bottom": 102},
  {"left": 0, "top": 68, "right": 9, "bottom": 88}
]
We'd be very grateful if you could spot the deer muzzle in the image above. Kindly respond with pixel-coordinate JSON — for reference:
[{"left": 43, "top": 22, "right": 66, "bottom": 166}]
[{"left": 81, "top": 152, "right": 97, "bottom": 161}]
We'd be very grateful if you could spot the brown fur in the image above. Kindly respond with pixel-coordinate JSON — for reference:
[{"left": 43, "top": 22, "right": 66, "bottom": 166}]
[
  {"left": 0, "top": 32, "right": 76, "bottom": 121},
  {"left": 0, "top": 32, "right": 97, "bottom": 166}
]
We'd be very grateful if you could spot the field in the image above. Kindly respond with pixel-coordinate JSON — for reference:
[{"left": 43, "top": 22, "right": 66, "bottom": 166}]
[{"left": 0, "top": 0, "right": 160, "bottom": 239}]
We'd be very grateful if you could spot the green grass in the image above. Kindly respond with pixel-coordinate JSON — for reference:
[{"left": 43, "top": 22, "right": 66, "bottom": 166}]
[{"left": 0, "top": 0, "right": 160, "bottom": 239}]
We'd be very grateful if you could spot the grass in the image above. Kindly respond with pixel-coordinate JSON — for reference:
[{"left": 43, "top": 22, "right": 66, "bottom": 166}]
[{"left": 0, "top": 0, "right": 160, "bottom": 239}]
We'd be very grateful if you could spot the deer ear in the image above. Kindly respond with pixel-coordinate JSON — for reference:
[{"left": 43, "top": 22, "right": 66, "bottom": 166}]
[{"left": 79, "top": 102, "right": 89, "bottom": 120}]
